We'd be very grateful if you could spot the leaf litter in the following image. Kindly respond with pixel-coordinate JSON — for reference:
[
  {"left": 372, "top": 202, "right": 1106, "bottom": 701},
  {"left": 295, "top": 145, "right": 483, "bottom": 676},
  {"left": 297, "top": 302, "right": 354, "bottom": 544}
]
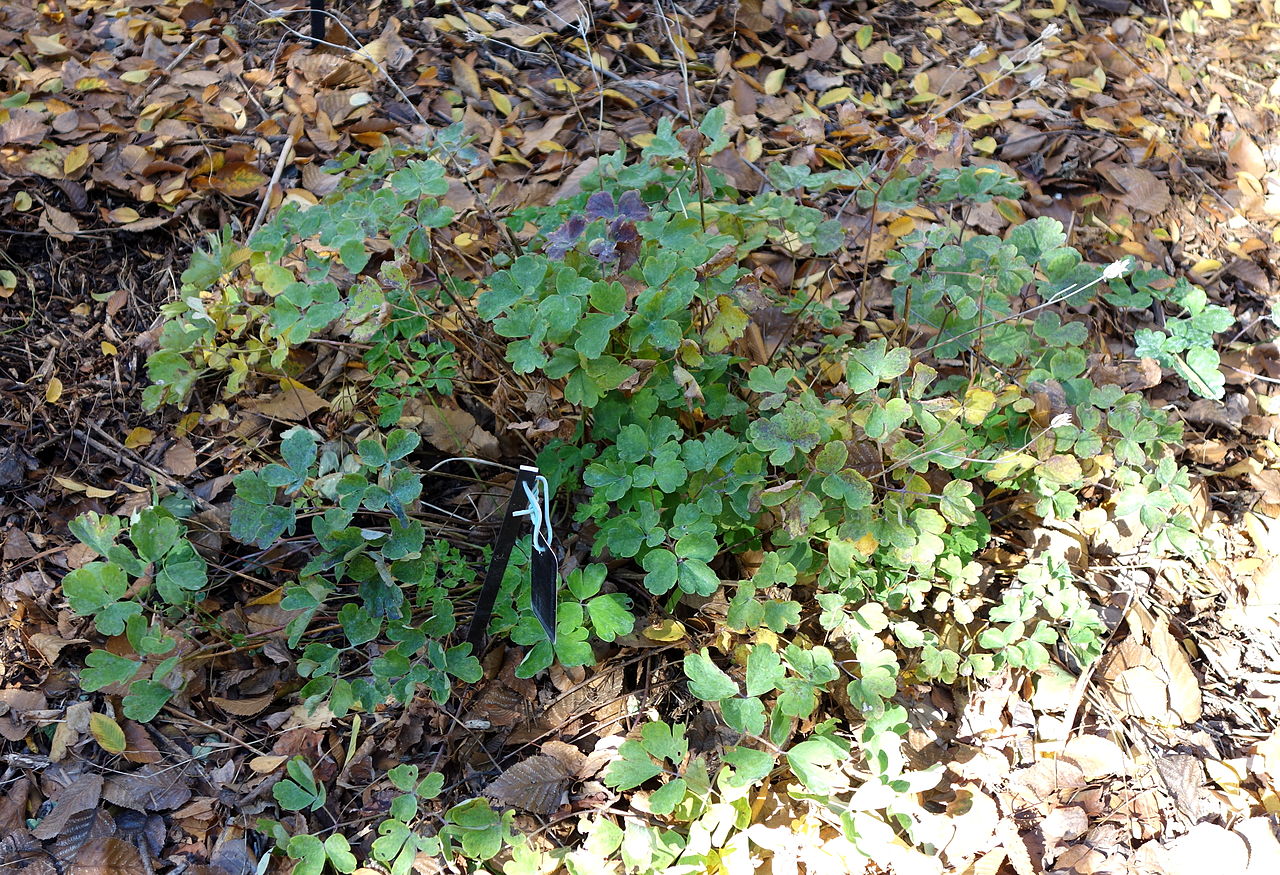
[{"left": 1, "top": 0, "right": 1280, "bottom": 873}]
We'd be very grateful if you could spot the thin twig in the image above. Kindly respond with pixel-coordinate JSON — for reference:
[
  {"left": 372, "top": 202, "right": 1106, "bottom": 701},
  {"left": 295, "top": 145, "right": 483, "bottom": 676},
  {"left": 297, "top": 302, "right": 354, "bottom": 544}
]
[
  {"left": 73, "top": 424, "right": 213, "bottom": 511},
  {"left": 247, "top": 135, "right": 295, "bottom": 240}
]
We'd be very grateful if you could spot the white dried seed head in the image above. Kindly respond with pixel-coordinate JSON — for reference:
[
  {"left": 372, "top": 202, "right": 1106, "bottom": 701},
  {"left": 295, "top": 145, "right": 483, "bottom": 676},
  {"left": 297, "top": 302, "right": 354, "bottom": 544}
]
[{"left": 1101, "top": 258, "right": 1131, "bottom": 281}]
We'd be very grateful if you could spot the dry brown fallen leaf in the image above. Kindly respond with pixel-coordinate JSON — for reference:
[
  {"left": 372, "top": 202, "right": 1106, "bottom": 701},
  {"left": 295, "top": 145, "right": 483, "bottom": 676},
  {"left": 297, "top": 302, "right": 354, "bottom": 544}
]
[
  {"left": 1098, "top": 163, "right": 1172, "bottom": 215},
  {"left": 1059, "top": 733, "right": 1130, "bottom": 780}
]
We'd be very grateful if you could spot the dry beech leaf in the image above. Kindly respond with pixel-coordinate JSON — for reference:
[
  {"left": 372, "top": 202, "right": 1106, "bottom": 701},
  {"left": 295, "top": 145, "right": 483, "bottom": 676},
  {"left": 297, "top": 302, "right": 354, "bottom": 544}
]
[
  {"left": 32, "top": 775, "right": 103, "bottom": 840},
  {"left": 121, "top": 721, "right": 163, "bottom": 765},
  {"left": 1098, "top": 639, "right": 1177, "bottom": 724},
  {"left": 39, "top": 205, "right": 81, "bottom": 241},
  {"left": 941, "top": 786, "right": 998, "bottom": 863},
  {"left": 1158, "top": 822, "right": 1249, "bottom": 875},
  {"left": 1040, "top": 805, "right": 1088, "bottom": 860},
  {"left": 1227, "top": 130, "right": 1268, "bottom": 179},
  {"left": 210, "top": 693, "right": 274, "bottom": 717},
  {"left": 1099, "top": 164, "right": 1172, "bottom": 215},
  {"left": 249, "top": 755, "right": 289, "bottom": 774},
  {"left": 50, "top": 809, "right": 115, "bottom": 868},
  {"left": 66, "top": 837, "right": 142, "bottom": 875},
  {"left": 51, "top": 701, "right": 92, "bottom": 763},
  {"left": 28, "top": 633, "right": 88, "bottom": 666},
  {"left": 163, "top": 439, "right": 198, "bottom": 477},
  {"left": 403, "top": 398, "right": 498, "bottom": 457},
  {"left": 484, "top": 754, "right": 575, "bottom": 816},
  {"left": 102, "top": 763, "right": 192, "bottom": 811},
  {"left": 541, "top": 740, "right": 588, "bottom": 777},
  {"left": 0, "top": 832, "right": 57, "bottom": 875}
]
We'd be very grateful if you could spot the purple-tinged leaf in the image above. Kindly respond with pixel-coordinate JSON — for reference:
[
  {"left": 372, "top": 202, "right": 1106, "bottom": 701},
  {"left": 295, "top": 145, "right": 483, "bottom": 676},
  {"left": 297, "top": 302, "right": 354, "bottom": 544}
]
[
  {"left": 617, "top": 190, "right": 650, "bottom": 221},
  {"left": 588, "top": 236, "right": 618, "bottom": 263},
  {"left": 608, "top": 217, "right": 638, "bottom": 243},
  {"left": 585, "top": 191, "right": 617, "bottom": 220},
  {"left": 544, "top": 214, "right": 587, "bottom": 260}
]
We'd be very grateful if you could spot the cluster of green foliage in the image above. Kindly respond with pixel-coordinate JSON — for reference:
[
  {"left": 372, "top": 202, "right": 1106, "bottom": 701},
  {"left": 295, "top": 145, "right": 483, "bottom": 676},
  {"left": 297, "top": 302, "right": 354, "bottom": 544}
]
[
  {"left": 142, "top": 126, "right": 474, "bottom": 413},
  {"left": 61, "top": 110, "right": 1231, "bottom": 874},
  {"left": 61, "top": 504, "right": 206, "bottom": 722}
]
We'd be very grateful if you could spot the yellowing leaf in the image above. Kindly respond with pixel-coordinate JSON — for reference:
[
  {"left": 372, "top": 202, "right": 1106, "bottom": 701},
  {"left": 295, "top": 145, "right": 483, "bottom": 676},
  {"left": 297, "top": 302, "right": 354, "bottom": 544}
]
[
  {"left": 53, "top": 476, "right": 115, "bottom": 498},
  {"left": 705, "top": 295, "right": 749, "bottom": 352},
  {"left": 107, "top": 207, "right": 140, "bottom": 223},
  {"left": 854, "top": 533, "right": 878, "bottom": 558},
  {"left": 911, "top": 72, "right": 930, "bottom": 94},
  {"left": 63, "top": 144, "right": 89, "bottom": 175},
  {"left": 1069, "top": 76, "right": 1103, "bottom": 94},
  {"left": 45, "top": 377, "right": 63, "bottom": 403},
  {"left": 883, "top": 50, "right": 903, "bottom": 72},
  {"left": 887, "top": 216, "right": 916, "bottom": 237},
  {"left": 600, "top": 88, "right": 637, "bottom": 108},
  {"left": 817, "top": 87, "right": 853, "bottom": 107},
  {"left": 101, "top": 341, "right": 118, "bottom": 355},
  {"left": 733, "top": 52, "right": 761, "bottom": 69},
  {"left": 1039, "top": 454, "right": 1083, "bottom": 485},
  {"left": 120, "top": 69, "right": 149, "bottom": 84},
  {"left": 211, "top": 162, "right": 268, "bottom": 197},
  {"left": 124, "top": 427, "right": 155, "bottom": 449},
  {"left": 764, "top": 68, "right": 786, "bottom": 95},
  {"left": 955, "top": 7, "right": 983, "bottom": 25},
  {"left": 670, "top": 33, "right": 696, "bottom": 60},
  {"left": 249, "top": 754, "right": 290, "bottom": 774},
  {"left": 488, "top": 89, "right": 513, "bottom": 116},
  {"left": 961, "top": 387, "right": 998, "bottom": 425},
  {"left": 89, "top": 713, "right": 126, "bottom": 754},
  {"left": 964, "top": 113, "right": 996, "bottom": 130},
  {"left": 855, "top": 24, "right": 873, "bottom": 50},
  {"left": 633, "top": 42, "right": 661, "bottom": 63},
  {"left": 643, "top": 619, "right": 687, "bottom": 642}
]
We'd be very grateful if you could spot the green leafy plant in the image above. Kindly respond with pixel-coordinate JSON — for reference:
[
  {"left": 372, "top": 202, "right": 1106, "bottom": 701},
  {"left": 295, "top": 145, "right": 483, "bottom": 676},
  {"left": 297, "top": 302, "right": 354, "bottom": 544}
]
[
  {"left": 142, "top": 129, "right": 471, "bottom": 412},
  {"left": 273, "top": 757, "right": 328, "bottom": 812},
  {"left": 127, "top": 103, "right": 1221, "bottom": 875},
  {"left": 63, "top": 505, "right": 207, "bottom": 721}
]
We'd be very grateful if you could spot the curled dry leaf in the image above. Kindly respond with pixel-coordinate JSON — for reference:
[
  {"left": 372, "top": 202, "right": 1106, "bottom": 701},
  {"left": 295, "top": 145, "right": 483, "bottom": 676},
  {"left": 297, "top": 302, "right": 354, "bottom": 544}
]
[
  {"left": 0, "top": 831, "right": 57, "bottom": 875},
  {"left": 1148, "top": 618, "right": 1203, "bottom": 724},
  {"left": 1226, "top": 129, "right": 1269, "bottom": 179},
  {"left": 1098, "top": 638, "right": 1195, "bottom": 726},
  {"left": 403, "top": 398, "right": 498, "bottom": 457},
  {"left": 0, "top": 688, "right": 48, "bottom": 741}
]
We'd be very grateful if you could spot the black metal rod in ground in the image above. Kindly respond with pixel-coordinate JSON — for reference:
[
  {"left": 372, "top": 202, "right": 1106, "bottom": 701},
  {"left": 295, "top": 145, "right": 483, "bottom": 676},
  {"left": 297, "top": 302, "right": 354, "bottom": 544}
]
[{"left": 310, "top": 0, "right": 325, "bottom": 45}]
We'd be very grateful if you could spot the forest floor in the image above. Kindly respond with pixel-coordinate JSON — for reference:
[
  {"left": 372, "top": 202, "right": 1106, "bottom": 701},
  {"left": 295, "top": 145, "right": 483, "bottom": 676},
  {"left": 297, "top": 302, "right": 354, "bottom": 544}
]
[{"left": 3, "top": 1, "right": 1280, "bottom": 874}]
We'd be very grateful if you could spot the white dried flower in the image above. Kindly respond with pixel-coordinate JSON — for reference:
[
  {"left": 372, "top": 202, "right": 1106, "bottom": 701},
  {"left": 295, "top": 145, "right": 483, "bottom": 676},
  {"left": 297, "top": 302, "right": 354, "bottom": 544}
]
[
  {"left": 1101, "top": 258, "right": 1131, "bottom": 281},
  {"left": 1050, "top": 412, "right": 1074, "bottom": 430},
  {"left": 1042, "top": 23, "right": 1062, "bottom": 40}
]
